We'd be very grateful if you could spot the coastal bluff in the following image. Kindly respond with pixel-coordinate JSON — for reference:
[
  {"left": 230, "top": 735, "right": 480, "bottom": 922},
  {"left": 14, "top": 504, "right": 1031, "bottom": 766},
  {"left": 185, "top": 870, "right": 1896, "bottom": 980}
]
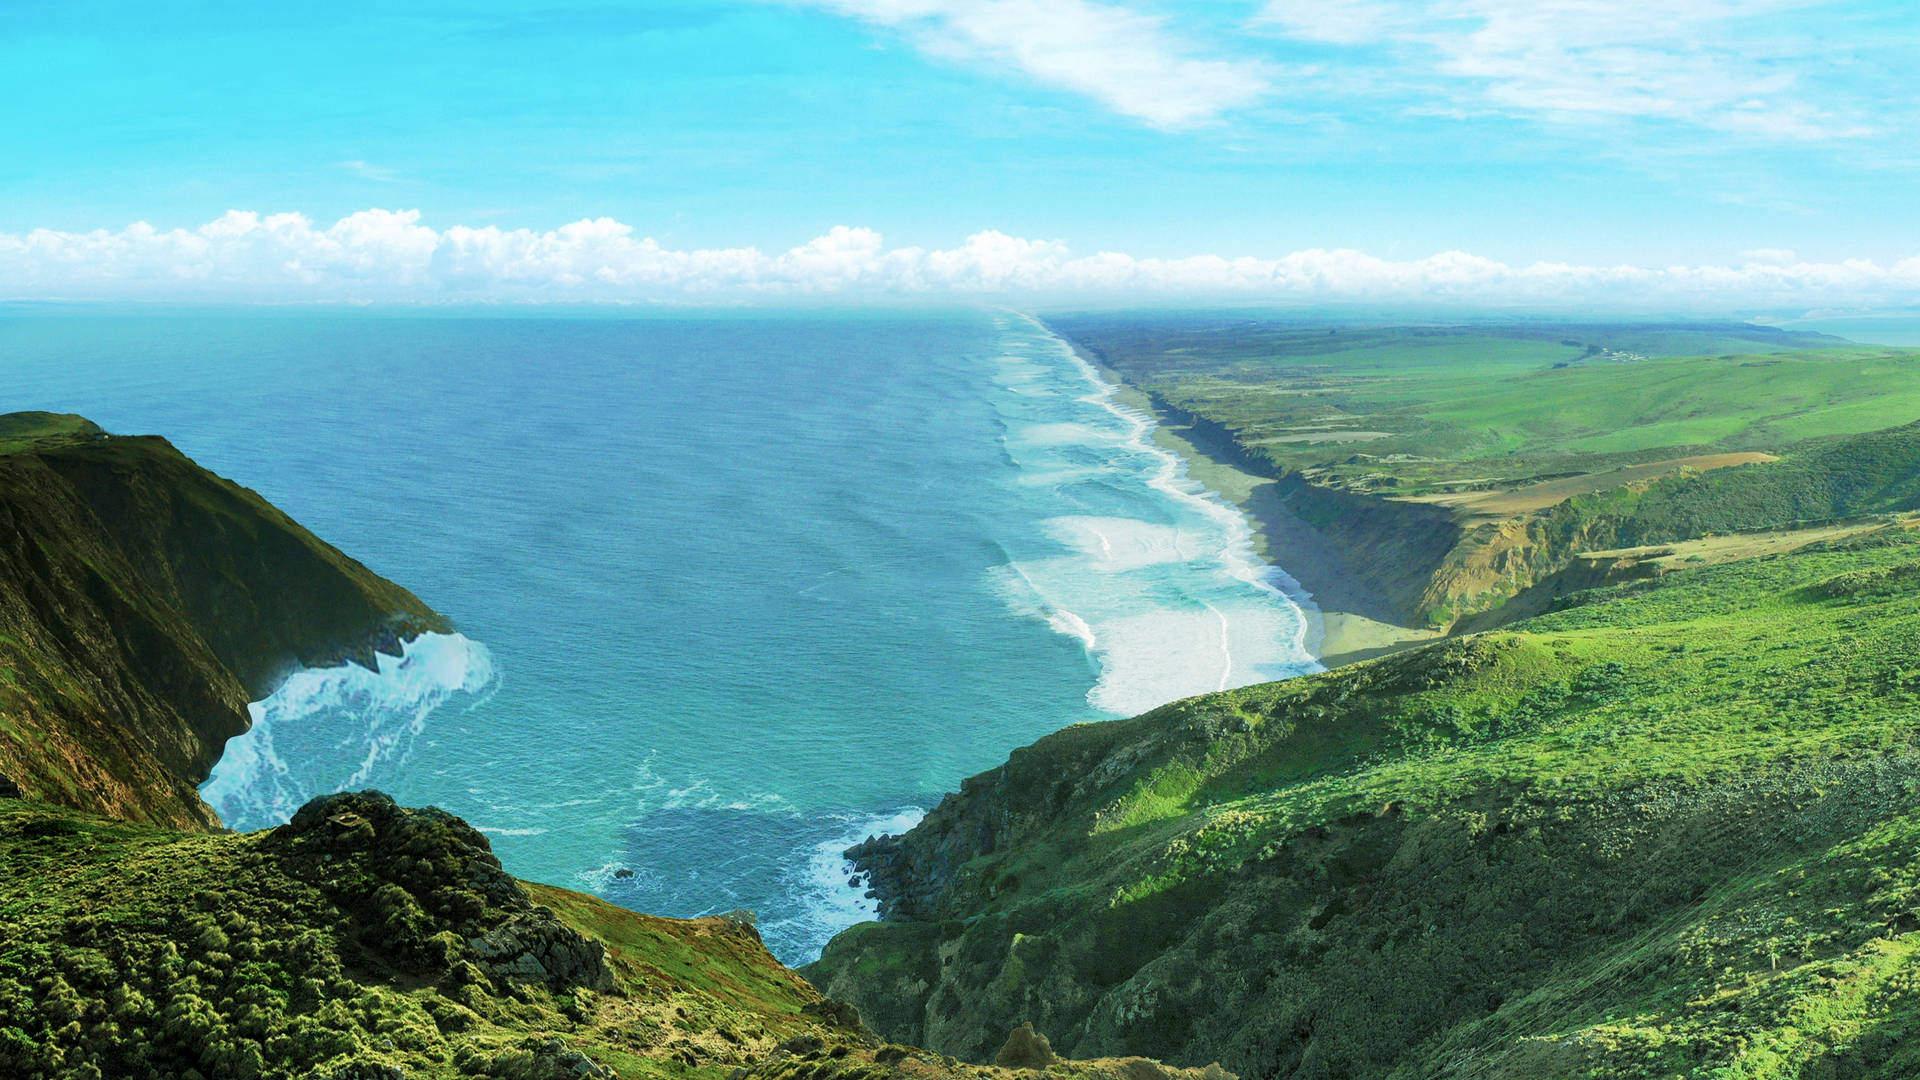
[{"left": 0, "top": 411, "right": 449, "bottom": 829}]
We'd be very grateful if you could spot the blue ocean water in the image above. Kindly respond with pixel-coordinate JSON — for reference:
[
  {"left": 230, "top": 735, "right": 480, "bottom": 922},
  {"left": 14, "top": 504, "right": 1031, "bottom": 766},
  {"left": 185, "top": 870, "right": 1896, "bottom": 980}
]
[{"left": 0, "top": 309, "right": 1317, "bottom": 962}]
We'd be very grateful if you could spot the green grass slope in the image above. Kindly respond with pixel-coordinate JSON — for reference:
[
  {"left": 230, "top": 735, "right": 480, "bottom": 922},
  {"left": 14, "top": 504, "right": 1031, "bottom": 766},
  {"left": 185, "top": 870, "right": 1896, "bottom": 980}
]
[
  {"left": 810, "top": 525, "right": 1920, "bottom": 1080},
  {"left": 1048, "top": 317, "right": 1898, "bottom": 494},
  {"left": 1408, "top": 421, "right": 1920, "bottom": 629},
  {"left": 0, "top": 413, "right": 449, "bottom": 828},
  {"left": 1567, "top": 420, "right": 1920, "bottom": 547}
]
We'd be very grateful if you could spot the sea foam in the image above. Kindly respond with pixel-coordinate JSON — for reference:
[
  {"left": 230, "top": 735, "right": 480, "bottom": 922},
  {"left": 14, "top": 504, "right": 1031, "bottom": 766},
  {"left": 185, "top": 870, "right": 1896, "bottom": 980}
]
[
  {"left": 989, "top": 313, "right": 1322, "bottom": 717},
  {"left": 771, "top": 806, "right": 927, "bottom": 959},
  {"left": 201, "top": 632, "right": 497, "bottom": 830}
]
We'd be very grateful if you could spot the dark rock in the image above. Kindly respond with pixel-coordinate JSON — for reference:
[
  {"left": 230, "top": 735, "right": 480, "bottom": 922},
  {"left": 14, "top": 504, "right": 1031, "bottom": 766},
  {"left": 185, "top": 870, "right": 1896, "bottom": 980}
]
[
  {"left": 803, "top": 997, "right": 879, "bottom": 1043},
  {"left": 994, "top": 1023, "right": 1058, "bottom": 1070},
  {"left": 467, "top": 908, "right": 616, "bottom": 993},
  {"left": 776, "top": 1034, "right": 826, "bottom": 1058},
  {"left": 613, "top": 867, "right": 635, "bottom": 879},
  {"left": 0, "top": 774, "right": 20, "bottom": 799},
  {"left": 714, "top": 909, "right": 760, "bottom": 939}
]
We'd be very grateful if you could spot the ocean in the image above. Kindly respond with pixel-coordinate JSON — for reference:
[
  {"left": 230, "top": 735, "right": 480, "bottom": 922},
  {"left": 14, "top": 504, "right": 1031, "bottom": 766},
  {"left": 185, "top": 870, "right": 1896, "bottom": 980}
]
[{"left": 0, "top": 308, "right": 1318, "bottom": 962}]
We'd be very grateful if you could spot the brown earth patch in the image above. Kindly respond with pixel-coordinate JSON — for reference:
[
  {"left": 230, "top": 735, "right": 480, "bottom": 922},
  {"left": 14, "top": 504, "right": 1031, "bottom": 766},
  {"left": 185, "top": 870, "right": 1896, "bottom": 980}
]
[{"left": 1397, "top": 452, "right": 1779, "bottom": 520}]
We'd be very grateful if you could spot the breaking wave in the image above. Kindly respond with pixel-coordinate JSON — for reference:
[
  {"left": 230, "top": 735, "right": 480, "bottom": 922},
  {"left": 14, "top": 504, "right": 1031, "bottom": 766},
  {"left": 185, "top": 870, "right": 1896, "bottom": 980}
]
[
  {"left": 989, "top": 312, "right": 1322, "bottom": 716},
  {"left": 201, "top": 632, "right": 497, "bottom": 831}
]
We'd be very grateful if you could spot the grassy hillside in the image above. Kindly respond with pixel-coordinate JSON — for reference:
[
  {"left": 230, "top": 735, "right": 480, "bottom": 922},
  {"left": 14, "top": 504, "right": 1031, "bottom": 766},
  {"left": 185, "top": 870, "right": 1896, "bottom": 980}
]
[
  {"left": 1044, "top": 316, "right": 1920, "bottom": 632},
  {"left": 0, "top": 788, "right": 819, "bottom": 1079},
  {"left": 1049, "top": 318, "right": 1890, "bottom": 494},
  {"left": 0, "top": 412, "right": 448, "bottom": 828},
  {"left": 810, "top": 522, "right": 1920, "bottom": 1079},
  {"left": 1568, "top": 421, "right": 1920, "bottom": 546}
]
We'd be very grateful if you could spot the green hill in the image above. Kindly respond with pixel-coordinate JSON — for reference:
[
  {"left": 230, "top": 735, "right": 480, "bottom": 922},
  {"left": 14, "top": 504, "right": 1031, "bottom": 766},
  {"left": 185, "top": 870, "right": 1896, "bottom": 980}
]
[
  {"left": 809, "top": 523, "right": 1920, "bottom": 1079},
  {"left": 1573, "top": 420, "right": 1920, "bottom": 547}
]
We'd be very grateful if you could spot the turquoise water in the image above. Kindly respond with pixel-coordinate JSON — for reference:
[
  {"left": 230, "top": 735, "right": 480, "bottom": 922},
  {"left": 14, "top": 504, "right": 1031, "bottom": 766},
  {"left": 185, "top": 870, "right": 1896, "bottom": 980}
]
[{"left": 0, "top": 309, "right": 1317, "bottom": 962}]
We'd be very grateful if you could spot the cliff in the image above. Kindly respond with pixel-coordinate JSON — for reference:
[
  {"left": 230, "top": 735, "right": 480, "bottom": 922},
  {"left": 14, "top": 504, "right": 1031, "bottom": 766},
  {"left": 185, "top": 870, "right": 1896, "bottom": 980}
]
[
  {"left": 810, "top": 523, "right": 1920, "bottom": 1079},
  {"left": 0, "top": 412, "right": 449, "bottom": 829}
]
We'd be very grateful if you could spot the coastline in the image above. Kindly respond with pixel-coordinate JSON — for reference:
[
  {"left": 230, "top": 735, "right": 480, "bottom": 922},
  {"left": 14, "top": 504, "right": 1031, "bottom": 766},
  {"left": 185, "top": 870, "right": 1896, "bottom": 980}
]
[{"left": 1057, "top": 336, "right": 1440, "bottom": 668}]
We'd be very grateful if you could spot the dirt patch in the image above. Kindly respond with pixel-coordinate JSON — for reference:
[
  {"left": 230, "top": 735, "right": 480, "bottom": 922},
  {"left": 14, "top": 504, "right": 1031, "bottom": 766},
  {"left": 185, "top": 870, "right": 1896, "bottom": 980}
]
[
  {"left": 1397, "top": 452, "right": 1779, "bottom": 520},
  {"left": 1249, "top": 431, "right": 1395, "bottom": 445},
  {"left": 1580, "top": 518, "right": 1901, "bottom": 572}
]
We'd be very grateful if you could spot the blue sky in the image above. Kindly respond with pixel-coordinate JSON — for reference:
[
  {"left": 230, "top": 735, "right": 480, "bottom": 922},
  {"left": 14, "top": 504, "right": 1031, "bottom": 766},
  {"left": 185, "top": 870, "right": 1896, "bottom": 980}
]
[{"left": 3, "top": 0, "right": 1917, "bottom": 304}]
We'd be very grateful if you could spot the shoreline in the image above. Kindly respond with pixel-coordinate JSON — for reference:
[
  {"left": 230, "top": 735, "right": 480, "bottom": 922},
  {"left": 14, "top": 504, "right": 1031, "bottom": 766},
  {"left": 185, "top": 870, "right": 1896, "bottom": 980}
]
[{"left": 1056, "top": 335, "right": 1440, "bottom": 668}]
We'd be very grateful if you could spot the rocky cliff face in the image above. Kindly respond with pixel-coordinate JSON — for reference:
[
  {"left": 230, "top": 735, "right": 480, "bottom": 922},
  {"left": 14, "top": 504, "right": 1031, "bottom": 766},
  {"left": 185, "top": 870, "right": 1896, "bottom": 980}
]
[{"left": 0, "top": 412, "right": 448, "bottom": 829}]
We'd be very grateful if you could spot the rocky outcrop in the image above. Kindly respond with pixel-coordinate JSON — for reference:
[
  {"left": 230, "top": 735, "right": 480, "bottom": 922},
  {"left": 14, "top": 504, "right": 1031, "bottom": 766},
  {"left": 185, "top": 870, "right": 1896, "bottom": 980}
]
[
  {"left": 0, "top": 414, "right": 449, "bottom": 828},
  {"left": 272, "top": 790, "right": 614, "bottom": 992},
  {"left": 468, "top": 915, "right": 617, "bottom": 992},
  {"left": 995, "top": 1023, "right": 1060, "bottom": 1070}
]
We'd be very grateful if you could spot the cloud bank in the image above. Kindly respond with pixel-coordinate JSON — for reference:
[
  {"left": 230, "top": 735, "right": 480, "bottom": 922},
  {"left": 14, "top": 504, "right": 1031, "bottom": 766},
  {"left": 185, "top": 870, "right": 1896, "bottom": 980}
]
[{"left": 4, "top": 209, "right": 1919, "bottom": 310}]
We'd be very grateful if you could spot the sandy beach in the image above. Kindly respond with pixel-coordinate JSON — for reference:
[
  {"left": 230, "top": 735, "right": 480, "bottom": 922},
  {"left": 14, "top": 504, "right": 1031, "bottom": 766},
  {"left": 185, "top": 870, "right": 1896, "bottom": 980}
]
[{"left": 1095, "top": 373, "right": 1441, "bottom": 668}]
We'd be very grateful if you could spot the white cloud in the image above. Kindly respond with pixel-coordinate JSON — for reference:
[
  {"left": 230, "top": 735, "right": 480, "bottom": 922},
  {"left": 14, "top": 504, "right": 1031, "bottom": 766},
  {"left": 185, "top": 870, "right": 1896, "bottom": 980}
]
[
  {"left": 778, "top": 0, "right": 1270, "bottom": 128},
  {"left": 1255, "top": 0, "right": 1869, "bottom": 140},
  {"left": 4, "top": 209, "right": 1920, "bottom": 309}
]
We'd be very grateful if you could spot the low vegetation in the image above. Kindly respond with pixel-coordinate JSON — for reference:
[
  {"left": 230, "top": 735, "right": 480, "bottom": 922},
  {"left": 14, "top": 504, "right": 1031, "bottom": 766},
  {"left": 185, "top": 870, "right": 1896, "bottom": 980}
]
[{"left": 0, "top": 789, "right": 1246, "bottom": 1080}]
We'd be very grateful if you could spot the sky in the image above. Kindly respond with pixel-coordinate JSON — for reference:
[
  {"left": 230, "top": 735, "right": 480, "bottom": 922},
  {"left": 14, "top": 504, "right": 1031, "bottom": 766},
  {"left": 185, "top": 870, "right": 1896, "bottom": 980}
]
[{"left": 2, "top": 0, "right": 1917, "bottom": 308}]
